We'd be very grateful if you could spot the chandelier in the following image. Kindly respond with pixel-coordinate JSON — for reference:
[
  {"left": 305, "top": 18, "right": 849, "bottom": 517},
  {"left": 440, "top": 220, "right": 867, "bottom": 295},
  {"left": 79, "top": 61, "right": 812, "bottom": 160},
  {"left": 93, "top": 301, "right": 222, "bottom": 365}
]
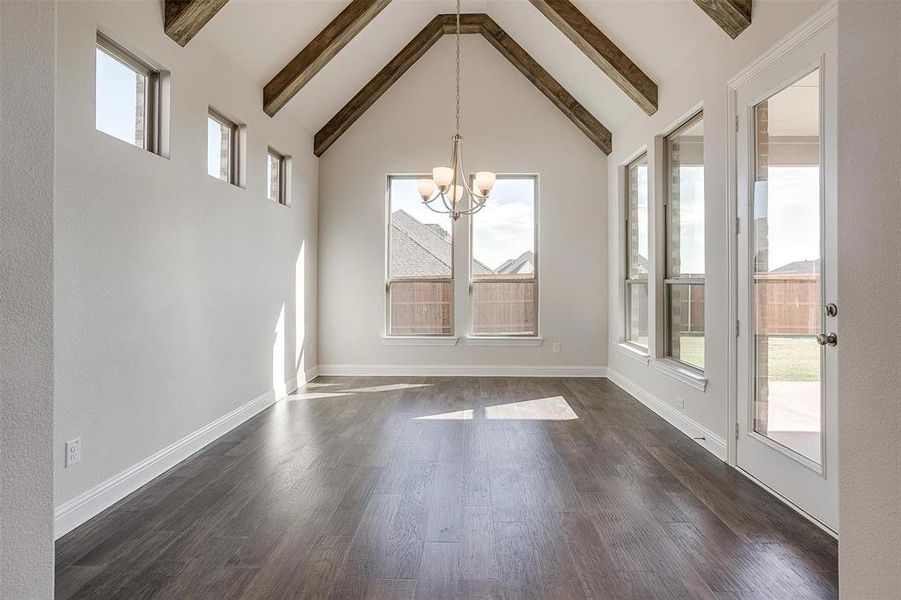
[{"left": 416, "top": 0, "right": 496, "bottom": 221}]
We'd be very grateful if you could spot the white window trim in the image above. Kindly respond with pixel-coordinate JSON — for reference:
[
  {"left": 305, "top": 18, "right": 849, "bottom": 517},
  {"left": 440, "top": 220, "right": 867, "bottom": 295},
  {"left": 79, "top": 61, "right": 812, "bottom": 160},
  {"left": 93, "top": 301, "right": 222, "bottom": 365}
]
[
  {"left": 465, "top": 336, "right": 542, "bottom": 347},
  {"left": 654, "top": 357, "right": 708, "bottom": 391},
  {"left": 381, "top": 336, "right": 459, "bottom": 346},
  {"left": 617, "top": 342, "right": 650, "bottom": 365}
]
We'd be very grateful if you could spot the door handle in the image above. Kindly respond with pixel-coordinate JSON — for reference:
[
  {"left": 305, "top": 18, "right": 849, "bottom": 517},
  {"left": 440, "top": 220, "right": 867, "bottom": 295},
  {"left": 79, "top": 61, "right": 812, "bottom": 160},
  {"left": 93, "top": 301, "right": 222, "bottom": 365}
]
[{"left": 816, "top": 332, "right": 838, "bottom": 347}]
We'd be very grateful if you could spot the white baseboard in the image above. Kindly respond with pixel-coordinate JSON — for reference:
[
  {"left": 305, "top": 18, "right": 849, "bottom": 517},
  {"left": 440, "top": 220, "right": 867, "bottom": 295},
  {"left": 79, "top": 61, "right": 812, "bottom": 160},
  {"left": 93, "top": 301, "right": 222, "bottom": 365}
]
[
  {"left": 315, "top": 364, "right": 607, "bottom": 378},
  {"left": 607, "top": 369, "right": 728, "bottom": 461},
  {"left": 303, "top": 366, "right": 319, "bottom": 382},
  {"left": 54, "top": 386, "right": 285, "bottom": 540}
]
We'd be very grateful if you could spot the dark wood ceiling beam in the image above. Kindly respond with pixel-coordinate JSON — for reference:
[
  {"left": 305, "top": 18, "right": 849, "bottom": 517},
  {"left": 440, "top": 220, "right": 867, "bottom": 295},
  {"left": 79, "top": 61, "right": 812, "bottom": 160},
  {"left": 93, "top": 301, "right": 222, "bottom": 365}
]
[
  {"left": 264, "top": 0, "right": 393, "bottom": 117},
  {"left": 528, "top": 0, "right": 657, "bottom": 115},
  {"left": 164, "top": 0, "right": 230, "bottom": 47},
  {"left": 692, "top": 0, "right": 752, "bottom": 38},
  {"left": 314, "top": 13, "right": 611, "bottom": 157}
]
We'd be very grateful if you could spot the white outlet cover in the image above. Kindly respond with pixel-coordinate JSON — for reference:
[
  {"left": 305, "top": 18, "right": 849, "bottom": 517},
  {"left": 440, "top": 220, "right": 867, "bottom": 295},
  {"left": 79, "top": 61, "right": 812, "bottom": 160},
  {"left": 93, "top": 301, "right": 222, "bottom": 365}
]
[
  {"left": 675, "top": 396, "right": 685, "bottom": 409},
  {"left": 552, "top": 342, "right": 561, "bottom": 353},
  {"left": 65, "top": 438, "right": 81, "bottom": 468}
]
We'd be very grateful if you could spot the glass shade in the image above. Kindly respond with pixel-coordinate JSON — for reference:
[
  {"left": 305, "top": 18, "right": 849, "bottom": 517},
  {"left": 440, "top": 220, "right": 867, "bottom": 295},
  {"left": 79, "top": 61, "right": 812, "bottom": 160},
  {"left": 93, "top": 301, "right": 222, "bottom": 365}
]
[
  {"left": 474, "top": 171, "right": 496, "bottom": 195},
  {"left": 432, "top": 167, "right": 453, "bottom": 190},
  {"left": 417, "top": 178, "right": 435, "bottom": 200},
  {"left": 446, "top": 184, "right": 464, "bottom": 207}
]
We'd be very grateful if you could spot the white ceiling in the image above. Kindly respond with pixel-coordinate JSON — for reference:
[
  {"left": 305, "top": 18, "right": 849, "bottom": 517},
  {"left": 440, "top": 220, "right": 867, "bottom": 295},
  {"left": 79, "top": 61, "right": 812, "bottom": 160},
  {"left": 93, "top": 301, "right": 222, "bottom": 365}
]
[{"left": 199, "top": 0, "right": 724, "bottom": 135}]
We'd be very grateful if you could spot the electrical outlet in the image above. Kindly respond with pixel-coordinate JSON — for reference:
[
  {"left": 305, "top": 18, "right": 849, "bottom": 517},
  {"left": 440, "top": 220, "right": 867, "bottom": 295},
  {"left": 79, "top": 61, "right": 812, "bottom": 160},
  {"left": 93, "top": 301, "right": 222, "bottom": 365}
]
[
  {"left": 552, "top": 342, "right": 561, "bottom": 354},
  {"left": 65, "top": 438, "right": 82, "bottom": 468},
  {"left": 675, "top": 396, "right": 685, "bottom": 410}
]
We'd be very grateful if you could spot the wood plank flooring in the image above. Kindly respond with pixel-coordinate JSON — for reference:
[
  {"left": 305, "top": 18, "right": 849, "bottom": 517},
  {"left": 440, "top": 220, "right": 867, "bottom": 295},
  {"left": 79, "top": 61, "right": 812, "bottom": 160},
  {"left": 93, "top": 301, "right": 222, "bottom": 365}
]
[{"left": 55, "top": 377, "right": 838, "bottom": 599}]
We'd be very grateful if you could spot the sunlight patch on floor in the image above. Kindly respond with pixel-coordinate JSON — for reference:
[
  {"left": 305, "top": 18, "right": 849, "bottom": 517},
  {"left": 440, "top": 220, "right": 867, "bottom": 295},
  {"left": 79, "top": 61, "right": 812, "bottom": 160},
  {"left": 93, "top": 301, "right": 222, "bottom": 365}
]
[
  {"left": 287, "top": 392, "right": 353, "bottom": 401},
  {"left": 344, "top": 383, "right": 432, "bottom": 393},
  {"left": 413, "top": 396, "right": 578, "bottom": 421}
]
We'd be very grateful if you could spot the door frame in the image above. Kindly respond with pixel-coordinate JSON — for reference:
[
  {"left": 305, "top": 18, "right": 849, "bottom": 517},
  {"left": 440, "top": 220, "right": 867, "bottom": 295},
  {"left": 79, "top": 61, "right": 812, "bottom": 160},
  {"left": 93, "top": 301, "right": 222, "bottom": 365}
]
[{"left": 725, "top": 0, "right": 838, "bottom": 537}]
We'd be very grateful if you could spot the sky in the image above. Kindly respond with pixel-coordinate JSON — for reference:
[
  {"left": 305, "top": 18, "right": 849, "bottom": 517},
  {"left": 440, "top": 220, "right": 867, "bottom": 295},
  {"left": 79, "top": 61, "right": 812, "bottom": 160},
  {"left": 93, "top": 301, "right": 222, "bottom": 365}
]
[
  {"left": 95, "top": 48, "right": 141, "bottom": 146},
  {"left": 390, "top": 177, "right": 535, "bottom": 272},
  {"left": 760, "top": 166, "right": 820, "bottom": 271}
]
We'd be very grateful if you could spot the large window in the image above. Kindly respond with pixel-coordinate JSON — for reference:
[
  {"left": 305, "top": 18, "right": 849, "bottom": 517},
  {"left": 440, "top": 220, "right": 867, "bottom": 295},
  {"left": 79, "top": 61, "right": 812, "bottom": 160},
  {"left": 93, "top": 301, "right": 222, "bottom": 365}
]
[
  {"left": 95, "top": 33, "right": 161, "bottom": 153},
  {"left": 625, "top": 153, "right": 649, "bottom": 349},
  {"left": 664, "top": 113, "right": 705, "bottom": 370},
  {"left": 471, "top": 175, "right": 538, "bottom": 336},
  {"left": 387, "top": 176, "right": 453, "bottom": 336}
]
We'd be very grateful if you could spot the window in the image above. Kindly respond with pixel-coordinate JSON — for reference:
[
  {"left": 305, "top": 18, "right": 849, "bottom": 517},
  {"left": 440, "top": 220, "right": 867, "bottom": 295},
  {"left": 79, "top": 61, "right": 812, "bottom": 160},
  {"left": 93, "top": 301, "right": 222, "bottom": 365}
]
[
  {"left": 95, "top": 33, "right": 162, "bottom": 153},
  {"left": 207, "top": 108, "right": 242, "bottom": 186},
  {"left": 664, "top": 113, "right": 705, "bottom": 370},
  {"left": 387, "top": 176, "right": 453, "bottom": 336},
  {"left": 268, "top": 148, "right": 289, "bottom": 205},
  {"left": 471, "top": 175, "right": 538, "bottom": 336},
  {"left": 625, "top": 153, "right": 649, "bottom": 349}
]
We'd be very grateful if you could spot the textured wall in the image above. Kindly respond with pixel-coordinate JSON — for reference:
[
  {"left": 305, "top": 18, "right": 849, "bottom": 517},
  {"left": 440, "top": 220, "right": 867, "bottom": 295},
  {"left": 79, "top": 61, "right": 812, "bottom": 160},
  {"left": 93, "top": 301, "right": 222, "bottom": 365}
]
[
  {"left": 836, "top": 0, "right": 901, "bottom": 596},
  {"left": 54, "top": 1, "right": 318, "bottom": 519},
  {"left": 0, "top": 1, "right": 57, "bottom": 597},
  {"left": 318, "top": 35, "right": 608, "bottom": 372}
]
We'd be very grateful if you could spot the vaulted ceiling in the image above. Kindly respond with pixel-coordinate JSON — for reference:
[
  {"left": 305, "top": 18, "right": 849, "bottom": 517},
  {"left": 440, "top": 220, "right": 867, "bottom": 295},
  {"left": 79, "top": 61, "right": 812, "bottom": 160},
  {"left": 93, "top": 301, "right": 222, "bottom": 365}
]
[{"left": 169, "top": 0, "right": 750, "bottom": 153}]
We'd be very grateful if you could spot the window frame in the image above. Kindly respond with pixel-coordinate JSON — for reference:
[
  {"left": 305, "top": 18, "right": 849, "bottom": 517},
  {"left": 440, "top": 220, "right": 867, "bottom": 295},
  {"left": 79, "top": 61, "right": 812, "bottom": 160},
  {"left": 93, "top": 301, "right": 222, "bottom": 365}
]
[
  {"left": 207, "top": 107, "right": 242, "bottom": 186},
  {"left": 624, "top": 152, "right": 649, "bottom": 351},
  {"left": 267, "top": 147, "right": 289, "bottom": 205},
  {"left": 385, "top": 174, "right": 455, "bottom": 337},
  {"left": 663, "top": 111, "right": 705, "bottom": 372},
  {"left": 95, "top": 32, "right": 163, "bottom": 155},
  {"left": 468, "top": 173, "right": 540, "bottom": 338}
]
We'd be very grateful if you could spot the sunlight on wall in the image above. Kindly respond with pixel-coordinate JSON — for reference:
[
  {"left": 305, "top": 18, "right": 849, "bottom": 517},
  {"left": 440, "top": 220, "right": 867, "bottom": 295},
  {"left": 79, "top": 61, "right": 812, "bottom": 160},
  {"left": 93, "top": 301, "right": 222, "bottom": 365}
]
[
  {"left": 273, "top": 303, "right": 286, "bottom": 398},
  {"left": 294, "top": 244, "right": 305, "bottom": 381}
]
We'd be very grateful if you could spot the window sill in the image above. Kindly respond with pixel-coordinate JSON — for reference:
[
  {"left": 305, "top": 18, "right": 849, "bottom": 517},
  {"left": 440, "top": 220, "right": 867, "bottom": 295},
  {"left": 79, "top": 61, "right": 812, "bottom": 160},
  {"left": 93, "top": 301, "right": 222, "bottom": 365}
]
[
  {"left": 465, "top": 336, "right": 543, "bottom": 347},
  {"left": 381, "top": 336, "right": 459, "bottom": 347},
  {"left": 654, "top": 358, "right": 708, "bottom": 391},
  {"left": 617, "top": 343, "right": 650, "bottom": 365}
]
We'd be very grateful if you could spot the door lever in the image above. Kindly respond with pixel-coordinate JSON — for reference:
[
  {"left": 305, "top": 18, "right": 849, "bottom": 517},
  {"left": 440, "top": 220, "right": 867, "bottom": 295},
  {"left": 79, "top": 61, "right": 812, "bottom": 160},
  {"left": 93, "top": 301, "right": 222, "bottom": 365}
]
[{"left": 816, "top": 332, "right": 838, "bottom": 347}]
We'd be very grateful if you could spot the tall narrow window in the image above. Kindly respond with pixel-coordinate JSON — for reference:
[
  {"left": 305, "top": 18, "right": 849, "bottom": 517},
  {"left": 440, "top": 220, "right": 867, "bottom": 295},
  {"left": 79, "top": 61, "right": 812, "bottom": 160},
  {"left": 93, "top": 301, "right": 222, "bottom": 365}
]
[
  {"left": 625, "top": 153, "right": 649, "bottom": 349},
  {"left": 471, "top": 175, "right": 538, "bottom": 336},
  {"left": 95, "top": 33, "right": 160, "bottom": 152},
  {"left": 387, "top": 176, "right": 453, "bottom": 336},
  {"left": 268, "top": 148, "right": 288, "bottom": 205},
  {"left": 664, "top": 113, "right": 705, "bottom": 370},
  {"left": 207, "top": 108, "right": 240, "bottom": 185}
]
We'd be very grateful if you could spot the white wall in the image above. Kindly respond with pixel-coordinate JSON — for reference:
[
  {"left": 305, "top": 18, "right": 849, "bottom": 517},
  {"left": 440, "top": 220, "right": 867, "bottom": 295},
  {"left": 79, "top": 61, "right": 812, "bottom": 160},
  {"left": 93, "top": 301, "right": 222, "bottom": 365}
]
[
  {"left": 836, "top": 1, "right": 901, "bottom": 596},
  {"left": 0, "top": 1, "right": 56, "bottom": 597},
  {"left": 318, "top": 35, "right": 608, "bottom": 374},
  {"left": 605, "top": 1, "right": 824, "bottom": 449},
  {"left": 53, "top": 1, "right": 318, "bottom": 528}
]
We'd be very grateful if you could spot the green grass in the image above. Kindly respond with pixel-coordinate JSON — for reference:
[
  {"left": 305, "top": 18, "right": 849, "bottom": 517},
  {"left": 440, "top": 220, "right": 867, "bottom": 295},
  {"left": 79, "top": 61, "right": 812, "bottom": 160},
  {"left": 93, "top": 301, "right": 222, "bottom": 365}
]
[{"left": 676, "top": 335, "right": 819, "bottom": 382}]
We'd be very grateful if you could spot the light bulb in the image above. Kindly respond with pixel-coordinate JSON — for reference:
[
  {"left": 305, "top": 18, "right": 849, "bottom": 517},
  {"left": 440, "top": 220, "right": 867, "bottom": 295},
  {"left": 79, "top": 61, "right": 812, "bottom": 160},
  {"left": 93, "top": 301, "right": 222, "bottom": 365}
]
[
  {"left": 432, "top": 167, "right": 453, "bottom": 191},
  {"left": 446, "top": 184, "right": 464, "bottom": 206},
  {"left": 475, "top": 171, "right": 496, "bottom": 195},
  {"left": 417, "top": 178, "right": 435, "bottom": 200}
]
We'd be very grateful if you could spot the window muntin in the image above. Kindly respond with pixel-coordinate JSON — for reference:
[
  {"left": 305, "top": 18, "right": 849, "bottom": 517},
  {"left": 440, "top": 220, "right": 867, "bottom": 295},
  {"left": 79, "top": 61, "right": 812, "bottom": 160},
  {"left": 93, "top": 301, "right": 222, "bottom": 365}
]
[
  {"left": 207, "top": 109, "right": 237, "bottom": 184},
  {"left": 625, "top": 153, "right": 649, "bottom": 349},
  {"left": 95, "top": 34, "right": 157, "bottom": 151},
  {"left": 387, "top": 176, "right": 453, "bottom": 336},
  {"left": 470, "top": 175, "right": 538, "bottom": 336},
  {"left": 268, "top": 148, "right": 287, "bottom": 204},
  {"left": 664, "top": 113, "right": 705, "bottom": 370}
]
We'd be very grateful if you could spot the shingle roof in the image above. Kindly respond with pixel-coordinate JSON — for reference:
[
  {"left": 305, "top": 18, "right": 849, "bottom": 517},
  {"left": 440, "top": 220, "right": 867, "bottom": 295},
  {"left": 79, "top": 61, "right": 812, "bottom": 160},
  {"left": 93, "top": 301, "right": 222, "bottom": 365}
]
[
  {"left": 390, "top": 210, "right": 492, "bottom": 278},
  {"left": 496, "top": 250, "right": 534, "bottom": 275}
]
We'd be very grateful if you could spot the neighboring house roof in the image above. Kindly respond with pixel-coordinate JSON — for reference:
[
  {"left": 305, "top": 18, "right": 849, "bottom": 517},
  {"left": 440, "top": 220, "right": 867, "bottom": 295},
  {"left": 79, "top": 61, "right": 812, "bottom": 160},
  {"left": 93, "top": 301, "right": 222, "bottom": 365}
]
[
  {"left": 390, "top": 210, "right": 492, "bottom": 278},
  {"left": 496, "top": 251, "right": 534, "bottom": 275},
  {"left": 771, "top": 259, "right": 819, "bottom": 274}
]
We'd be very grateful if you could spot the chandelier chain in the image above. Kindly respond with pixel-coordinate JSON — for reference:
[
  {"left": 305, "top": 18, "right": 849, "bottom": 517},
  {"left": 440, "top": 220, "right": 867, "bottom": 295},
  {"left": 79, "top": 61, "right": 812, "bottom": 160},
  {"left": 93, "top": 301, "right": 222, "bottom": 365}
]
[{"left": 455, "top": 0, "right": 461, "bottom": 136}]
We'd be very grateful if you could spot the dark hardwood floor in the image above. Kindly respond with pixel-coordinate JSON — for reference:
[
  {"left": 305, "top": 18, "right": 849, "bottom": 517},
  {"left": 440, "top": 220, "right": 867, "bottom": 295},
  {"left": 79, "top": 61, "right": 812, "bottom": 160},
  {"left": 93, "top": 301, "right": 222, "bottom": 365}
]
[{"left": 55, "top": 377, "right": 838, "bottom": 599}]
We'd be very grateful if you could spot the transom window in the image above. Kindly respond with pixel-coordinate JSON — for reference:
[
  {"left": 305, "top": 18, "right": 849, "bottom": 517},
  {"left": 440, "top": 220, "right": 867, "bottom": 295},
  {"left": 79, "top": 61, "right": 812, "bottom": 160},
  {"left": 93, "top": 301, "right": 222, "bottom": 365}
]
[
  {"left": 207, "top": 108, "right": 241, "bottom": 186},
  {"left": 624, "top": 153, "right": 649, "bottom": 349},
  {"left": 95, "top": 33, "right": 161, "bottom": 153},
  {"left": 268, "top": 148, "right": 288, "bottom": 205},
  {"left": 664, "top": 112, "right": 705, "bottom": 370},
  {"left": 386, "top": 176, "right": 454, "bottom": 336},
  {"left": 470, "top": 175, "right": 538, "bottom": 336}
]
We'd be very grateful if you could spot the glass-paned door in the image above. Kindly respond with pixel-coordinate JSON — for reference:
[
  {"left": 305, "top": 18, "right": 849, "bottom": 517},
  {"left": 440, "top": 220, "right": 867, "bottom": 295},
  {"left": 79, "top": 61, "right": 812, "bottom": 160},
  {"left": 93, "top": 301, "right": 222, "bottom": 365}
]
[{"left": 735, "top": 21, "right": 837, "bottom": 533}]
